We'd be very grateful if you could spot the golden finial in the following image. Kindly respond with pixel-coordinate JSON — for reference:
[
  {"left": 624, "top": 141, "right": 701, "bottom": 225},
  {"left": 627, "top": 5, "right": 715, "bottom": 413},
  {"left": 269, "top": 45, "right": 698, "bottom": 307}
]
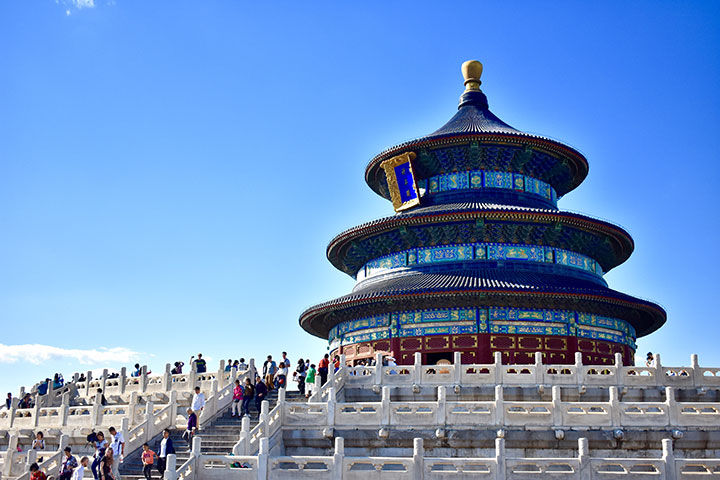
[{"left": 461, "top": 60, "right": 483, "bottom": 92}]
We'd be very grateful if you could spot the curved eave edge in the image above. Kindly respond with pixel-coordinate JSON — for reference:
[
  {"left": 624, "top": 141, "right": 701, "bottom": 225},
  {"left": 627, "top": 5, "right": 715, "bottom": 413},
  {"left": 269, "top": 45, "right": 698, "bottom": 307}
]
[
  {"left": 299, "top": 289, "right": 666, "bottom": 340},
  {"left": 326, "top": 209, "right": 634, "bottom": 275},
  {"left": 364, "top": 132, "right": 589, "bottom": 198}
]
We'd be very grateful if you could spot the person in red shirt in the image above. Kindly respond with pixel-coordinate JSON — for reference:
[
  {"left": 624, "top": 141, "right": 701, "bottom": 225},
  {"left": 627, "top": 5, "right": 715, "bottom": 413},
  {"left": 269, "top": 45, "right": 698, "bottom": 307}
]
[
  {"left": 141, "top": 443, "right": 156, "bottom": 480},
  {"left": 318, "top": 354, "right": 330, "bottom": 387},
  {"left": 29, "top": 463, "right": 47, "bottom": 480}
]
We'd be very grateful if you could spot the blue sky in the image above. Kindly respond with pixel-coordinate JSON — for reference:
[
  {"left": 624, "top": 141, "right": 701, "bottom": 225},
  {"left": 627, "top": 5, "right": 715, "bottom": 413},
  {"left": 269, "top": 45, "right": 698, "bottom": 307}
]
[{"left": 0, "top": 1, "right": 718, "bottom": 395}]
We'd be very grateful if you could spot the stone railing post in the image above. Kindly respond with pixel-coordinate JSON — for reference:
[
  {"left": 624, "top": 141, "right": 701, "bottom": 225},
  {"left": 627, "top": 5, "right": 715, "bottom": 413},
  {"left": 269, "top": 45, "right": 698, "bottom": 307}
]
[
  {"left": 162, "top": 364, "right": 172, "bottom": 392},
  {"left": 654, "top": 353, "right": 662, "bottom": 386},
  {"left": 328, "top": 361, "right": 336, "bottom": 388},
  {"left": 495, "top": 437, "right": 506, "bottom": 480},
  {"left": 248, "top": 358, "right": 256, "bottom": 380},
  {"left": 609, "top": 386, "right": 620, "bottom": 427},
  {"left": 437, "top": 386, "right": 446, "bottom": 425},
  {"left": 92, "top": 392, "right": 103, "bottom": 427},
  {"left": 666, "top": 386, "right": 677, "bottom": 427},
  {"left": 145, "top": 401, "right": 155, "bottom": 432},
  {"left": 85, "top": 371, "right": 93, "bottom": 397},
  {"left": 575, "top": 352, "right": 585, "bottom": 387},
  {"left": 413, "top": 352, "right": 422, "bottom": 385},
  {"left": 374, "top": 353, "right": 384, "bottom": 386},
  {"left": 453, "top": 351, "right": 462, "bottom": 385},
  {"left": 3, "top": 435, "right": 18, "bottom": 478},
  {"left": 8, "top": 398, "right": 17, "bottom": 429},
  {"left": 59, "top": 392, "right": 70, "bottom": 427},
  {"left": 326, "top": 388, "right": 335, "bottom": 427},
  {"left": 413, "top": 437, "right": 424, "bottom": 480},
  {"left": 120, "top": 417, "right": 129, "bottom": 453},
  {"left": 551, "top": 385, "right": 562, "bottom": 427},
  {"left": 128, "top": 392, "right": 139, "bottom": 426},
  {"left": 119, "top": 367, "right": 127, "bottom": 394},
  {"left": 217, "top": 360, "right": 226, "bottom": 389},
  {"left": 233, "top": 415, "right": 251, "bottom": 455},
  {"left": 493, "top": 352, "right": 503, "bottom": 384},
  {"left": 59, "top": 433, "right": 69, "bottom": 451},
  {"left": 332, "top": 436, "right": 344, "bottom": 480},
  {"left": 691, "top": 354, "right": 700, "bottom": 387},
  {"left": 257, "top": 437, "right": 269, "bottom": 480},
  {"left": 188, "top": 361, "right": 197, "bottom": 388},
  {"left": 32, "top": 394, "right": 41, "bottom": 427},
  {"left": 662, "top": 438, "right": 676, "bottom": 480},
  {"left": 339, "top": 354, "right": 346, "bottom": 367},
  {"left": 534, "top": 352, "right": 544, "bottom": 385},
  {"left": 578, "top": 437, "right": 590, "bottom": 480},
  {"left": 163, "top": 453, "right": 177, "bottom": 480},
  {"left": 26, "top": 449, "right": 37, "bottom": 471},
  {"left": 381, "top": 386, "right": 390, "bottom": 425},
  {"left": 101, "top": 368, "right": 108, "bottom": 394},
  {"left": 140, "top": 366, "right": 149, "bottom": 393},
  {"left": 494, "top": 385, "right": 504, "bottom": 427},
  {"left": 260, "top": 400, "right": 269, "bottom": 437}
]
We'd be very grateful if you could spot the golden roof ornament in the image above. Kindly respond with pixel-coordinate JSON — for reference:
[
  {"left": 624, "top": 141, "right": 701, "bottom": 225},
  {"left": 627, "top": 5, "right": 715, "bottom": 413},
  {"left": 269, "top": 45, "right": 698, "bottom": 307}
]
[{"left": 461, "top": 60, "right": 483, "bottom": 92}]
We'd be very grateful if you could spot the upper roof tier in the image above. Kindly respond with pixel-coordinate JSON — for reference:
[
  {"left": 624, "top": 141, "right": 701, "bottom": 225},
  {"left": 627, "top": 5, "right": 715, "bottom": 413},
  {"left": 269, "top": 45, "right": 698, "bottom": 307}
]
[{"left": 365, "top": 61, "right": 589, "bottom": 206}]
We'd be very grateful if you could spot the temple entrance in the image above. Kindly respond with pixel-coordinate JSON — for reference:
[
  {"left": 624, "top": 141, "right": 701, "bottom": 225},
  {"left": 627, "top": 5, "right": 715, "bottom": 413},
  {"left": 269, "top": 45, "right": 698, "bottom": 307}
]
[{"left": 425, "top": 352, "right": 453, "bottom": 365}]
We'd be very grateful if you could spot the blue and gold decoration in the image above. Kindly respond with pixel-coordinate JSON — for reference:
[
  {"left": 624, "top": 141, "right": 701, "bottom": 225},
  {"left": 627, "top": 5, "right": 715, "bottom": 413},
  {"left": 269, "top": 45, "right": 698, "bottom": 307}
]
[
  {"left": 380, "top": 152, "right": 421, "bottom": 212},
  {"left": 327, "top": 306, "right": 636, "bottom": 349}
]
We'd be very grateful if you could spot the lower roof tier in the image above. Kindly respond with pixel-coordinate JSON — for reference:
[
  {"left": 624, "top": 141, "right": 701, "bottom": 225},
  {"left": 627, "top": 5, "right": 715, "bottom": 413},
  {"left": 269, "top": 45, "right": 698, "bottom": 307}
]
[
  {"left": 299, "top": 267, "right": 666, "bottom": 340},
  {"left": 327, "top": 202, "right": 634, "bottom": 277}
]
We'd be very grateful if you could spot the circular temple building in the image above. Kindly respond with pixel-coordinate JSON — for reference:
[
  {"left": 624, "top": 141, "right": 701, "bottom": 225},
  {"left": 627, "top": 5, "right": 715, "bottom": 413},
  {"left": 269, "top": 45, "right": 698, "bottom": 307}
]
[{"left": 300, "top": 61, "right": 665, "bottom": 366}]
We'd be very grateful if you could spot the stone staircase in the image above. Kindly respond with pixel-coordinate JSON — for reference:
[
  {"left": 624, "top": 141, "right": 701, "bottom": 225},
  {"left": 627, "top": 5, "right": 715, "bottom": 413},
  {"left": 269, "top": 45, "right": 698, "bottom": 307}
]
[{"left": 118, "top": 388, "right": 305, "bottom": 479}]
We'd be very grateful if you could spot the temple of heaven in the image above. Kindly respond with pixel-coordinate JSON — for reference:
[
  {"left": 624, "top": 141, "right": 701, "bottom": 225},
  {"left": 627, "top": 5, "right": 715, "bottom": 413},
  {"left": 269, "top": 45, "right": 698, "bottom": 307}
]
[{"left": 300, "top": 60, "right": 665, "bottom": 366}]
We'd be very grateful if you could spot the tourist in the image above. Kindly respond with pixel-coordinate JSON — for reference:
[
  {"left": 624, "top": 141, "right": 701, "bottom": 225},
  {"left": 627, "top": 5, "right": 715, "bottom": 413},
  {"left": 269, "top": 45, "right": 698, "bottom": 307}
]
[
  {"left": 238, "top": 358, "right": 248, "bottom": 371},
  {"left": 242, "top": 378, "right": 254, "bottom": 417},
  {"left": 78, "top": 373, "right": 87, "bottom": 382},
  {"left": 318, "top": 354, "right": 330, "bottom": 387},
  {"left": 281, "top": 352, "right": 291, "bottom": 368},
  {"left": 131, "top": 364, "right": 142, "bottom": 377},
  {"left": 91, "top": 431, "right": 108, "bottom": 480},
  {"left": 171, "top": 361, "right": 184, "bottom": 375},
  {"left": 32, "top": 431, "right": 45, "bottom": 463},
  {"left": 99, "top": 448, "right": 114, "bottom": 480},
  {"left": 53, "top": 373, "right": 64, "bottom": 389},
  {"left": 191, "top": 386, "right": 206, "bottom": 421},
  {"left": 58, "top": 446, "right": 78, "bottom": 480},
  {"left": 193, "top": 354, "right": 207, "bottom": 373},
  {"left": 72, "top": 457, "right": 89, "bottom": 480},
  {"left": 305, "top": 364, "right": 316, "bottom": 398},
  {"left": 276, "top": 360, "right": 288, "bottom": 389},
  {"left": 182, "top": 408, "right": 197, "bottom": 443},
  {"left": 108, "top": 426, "right": 124, "bottom": 479},
  {"left": 5, "top": 392, "right": 11, "bottom": 409},
  {"left": 224, "top": 359, "right": 233, "bottom": 372},
  {"left": 333, "top": 355, "right": 341, "bottom": 372},
  {"left": 38, "top": 379, "right": 49, "bottom": 396},
  {"left": 294, "top": 359, "right": 306, "bottom": 395},
  {"left": 29, "top": 463, "right": 46, "bottom": 480},
  {"left": 263, "top": 356, "right": 277, "bottom": 391},
  {"left": 254, "top": 376, "right": 267, "bottom": 413},
  {"left": 19, "top": 393, "right": 33, "bottom": 409},
  {"left": 231, "top": 380, "right": 243, "bottom": 417},
  {"left": 140, "top": 443, "right": 155, "bottom": 480},
  {"left": 156, "top": 429, "right": 175, "bottom": 477},
  {"left": 645, "top": 352, "right": 656, "bottom": 368}
]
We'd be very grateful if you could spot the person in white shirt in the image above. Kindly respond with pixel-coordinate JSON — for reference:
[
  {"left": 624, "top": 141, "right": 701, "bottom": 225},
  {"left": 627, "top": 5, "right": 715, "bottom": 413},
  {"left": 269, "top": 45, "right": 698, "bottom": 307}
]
[
  {"left": 72, "top": 456, "right": 89, "bottom": 480},
  {"left": 108, "top": 426, "right": 124, "bottom": 480},
  {"left": 277, "top": 362, "right": 289, "bottom": 389},
  {"left": 191, "top": 386, "right": 206, "bottom": 424}
]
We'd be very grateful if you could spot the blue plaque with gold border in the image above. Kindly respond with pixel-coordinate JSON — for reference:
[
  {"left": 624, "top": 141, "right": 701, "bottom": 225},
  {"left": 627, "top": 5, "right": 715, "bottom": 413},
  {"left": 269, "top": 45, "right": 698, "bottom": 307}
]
[{"left": 381, "top": 152, "right": 421, "bottom": 212}]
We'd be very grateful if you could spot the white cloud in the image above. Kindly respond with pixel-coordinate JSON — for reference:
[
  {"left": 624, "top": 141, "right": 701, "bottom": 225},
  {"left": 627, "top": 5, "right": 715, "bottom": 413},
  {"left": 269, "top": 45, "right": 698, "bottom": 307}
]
[
  {"left": 72, "top": 0, "right": 95, "bottom": 8},
  {"left": 0, "top": 344, "right": 144, "bottom": 366}
]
